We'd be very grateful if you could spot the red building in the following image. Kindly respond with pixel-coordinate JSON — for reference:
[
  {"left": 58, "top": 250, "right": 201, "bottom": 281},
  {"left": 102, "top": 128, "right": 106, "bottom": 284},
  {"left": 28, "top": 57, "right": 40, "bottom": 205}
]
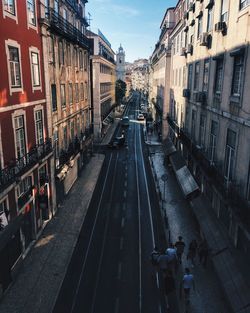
[{"left": 0, "top": 1, "right": 53, "bottom": 292}]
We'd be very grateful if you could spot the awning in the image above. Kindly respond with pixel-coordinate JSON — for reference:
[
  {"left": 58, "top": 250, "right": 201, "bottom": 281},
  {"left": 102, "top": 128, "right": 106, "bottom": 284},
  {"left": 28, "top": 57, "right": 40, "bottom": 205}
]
[
  {"left": 0, "top": 214, "right": 24, "bottom": 251},
  {"left": 169, "top": 151, "right": 200, "bottom": 199}
]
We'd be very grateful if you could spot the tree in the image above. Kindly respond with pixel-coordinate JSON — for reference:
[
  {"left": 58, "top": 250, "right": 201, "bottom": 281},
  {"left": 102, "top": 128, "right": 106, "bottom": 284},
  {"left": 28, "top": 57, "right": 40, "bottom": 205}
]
[{"left": 115, "top": 79, "right": 127, "bottom": 105}]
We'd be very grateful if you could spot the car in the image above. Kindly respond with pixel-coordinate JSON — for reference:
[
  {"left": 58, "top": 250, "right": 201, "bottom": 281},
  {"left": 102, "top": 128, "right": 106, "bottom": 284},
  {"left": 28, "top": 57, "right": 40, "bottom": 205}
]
[
  {"left": 121, "top": 116, "right": 129, "bottom": 127},
  {"left": 108, "top": 136, "right": 125, "bottom": 149},
  {"left": 137, "top": 113, "right": 144, "bottom": 121}
]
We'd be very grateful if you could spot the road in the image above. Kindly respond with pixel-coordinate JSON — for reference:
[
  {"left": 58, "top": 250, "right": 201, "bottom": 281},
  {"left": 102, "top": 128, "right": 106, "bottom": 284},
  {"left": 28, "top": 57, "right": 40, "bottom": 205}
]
[{"left": 52, "top": 92, "right": 175, "bottom": 313}]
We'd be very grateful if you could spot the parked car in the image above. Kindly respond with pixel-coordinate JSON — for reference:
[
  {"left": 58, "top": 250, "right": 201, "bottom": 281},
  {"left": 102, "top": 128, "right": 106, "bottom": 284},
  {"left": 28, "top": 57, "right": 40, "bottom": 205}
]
[
  {"left": 108, "top": 136, "right": 125, "bottom": 149},
  {"left": 121, "top": 116, "right": 129, "bottom": 127},
  {"left": 137, "top": 113, "right": 144, "bottom": 120}
]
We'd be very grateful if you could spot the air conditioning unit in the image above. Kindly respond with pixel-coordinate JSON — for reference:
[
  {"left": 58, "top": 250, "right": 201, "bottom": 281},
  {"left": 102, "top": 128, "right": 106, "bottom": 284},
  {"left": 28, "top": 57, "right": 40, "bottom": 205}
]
[
  {"left": 186, "top": 44, "right": 193, "bottom": 54},
  {"left": 215, "top": 21, "right": 226, "bottom": 32},
  {"left": 180, "top": 47, "right": 187, "bottom": 56},
  {"left": 199, "top": 32, "right": 209, "bottom": 46},
  {"left": 183, "top": 89, "right": 191, "bottom": 98},
  {"left": 189, "top": 3, "right": 195, "bottom": 12}
]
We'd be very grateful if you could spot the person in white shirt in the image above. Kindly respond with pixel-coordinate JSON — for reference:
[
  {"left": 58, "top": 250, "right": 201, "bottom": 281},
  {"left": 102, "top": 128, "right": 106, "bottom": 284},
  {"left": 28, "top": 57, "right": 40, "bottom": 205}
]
[{"left": 181, "top": 268, "right": 195, "bottom": 302}]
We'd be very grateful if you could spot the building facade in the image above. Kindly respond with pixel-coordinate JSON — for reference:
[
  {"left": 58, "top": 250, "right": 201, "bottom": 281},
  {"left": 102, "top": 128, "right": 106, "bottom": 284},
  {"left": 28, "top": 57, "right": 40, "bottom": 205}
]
[
  {"left": 39, "top": 0, "right": 92, "bottom": 205},
  {"left": 88, "top": 30, "right": 116, "bottom": 141},
  {"left": 149, "top": 8, "right": 175, "bottom": 134},
  {"left": 116, "top": 44, "right": 125, "bottom": 81},
  {"left": 0, "top": 0, "right": 53, "bottom": 291},
  {"left": 167, "top": 0, "right": 250, "bottom": 261}
]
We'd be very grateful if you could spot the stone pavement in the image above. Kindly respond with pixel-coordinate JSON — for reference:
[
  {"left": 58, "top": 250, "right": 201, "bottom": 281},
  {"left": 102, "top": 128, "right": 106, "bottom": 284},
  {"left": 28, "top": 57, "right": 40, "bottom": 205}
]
[
  {"left": 148, "top": 134, "right": 250, "bottom": 313},
  {"left": 0, "top": 155, "right": 105, "bottom": 313}
]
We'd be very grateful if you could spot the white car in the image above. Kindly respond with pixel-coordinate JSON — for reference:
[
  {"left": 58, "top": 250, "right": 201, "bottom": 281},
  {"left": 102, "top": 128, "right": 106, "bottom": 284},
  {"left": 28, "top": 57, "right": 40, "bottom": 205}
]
[{"left": 137, "top": 113, "right": 144, "bottom": 120}]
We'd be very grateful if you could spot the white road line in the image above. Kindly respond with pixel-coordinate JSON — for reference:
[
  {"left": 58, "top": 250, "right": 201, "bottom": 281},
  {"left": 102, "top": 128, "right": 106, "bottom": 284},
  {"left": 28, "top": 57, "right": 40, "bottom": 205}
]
[
  {"left": 121, "top": 217, "right": 125, "bottom": 228},
  {"left": 120, "top": 237, "right": 124, "bottom": 250},
  {"left": 117, "top": 262, "right": 122, "bottom": 280},
  {"left": 125, "top": 172, "right": 128, "bottom": 178},
  {"left": 135, "top": 128, "right": 142, "bottom": 313},
  {"left": 124, "top": 180, "right": 127, "bottom": 188},
  {"left": 123, "top": 190, "right": 127, "bottom": 198},
  {"left": 70, "top": 154, "right": 114, "bottom": 313},
  {"left": 122, "top": 203, "right": 126, "bottom": 211},
  {"left": 115, "top": 297, "right": 120, "bottom": 313}
]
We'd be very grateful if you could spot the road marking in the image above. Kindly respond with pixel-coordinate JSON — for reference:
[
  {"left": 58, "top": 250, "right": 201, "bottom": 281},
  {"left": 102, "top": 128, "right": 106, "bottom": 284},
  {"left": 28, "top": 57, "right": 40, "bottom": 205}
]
[
  {"left": 117, "top": 262, "right": 122, "bottom": 279},
  {"left": 123, "top": 190, "right": 127, "bottom": 198},
  {"left": 70, "top": 154, "right": 114, "bottom": 313},
  {"left": 121, "top": 217, "right": 125, "bottom": 228},
  {"left": 122, "top": 203, "right": 126, "bottom": 211},
  {"left": 124, "top": 180, "right": 127, "bottom": 188},
  {"left": 120, "top": 237, "right": 124, "bottom": 250},
  {"left": 135, "top": 128, "right": 142, "bottom": 313},
  {"left": 125, "top": 172, "right": 128, "bottom": 178},
  {"left": 115, "top": 298, "right": 120, "bottom": 313}
]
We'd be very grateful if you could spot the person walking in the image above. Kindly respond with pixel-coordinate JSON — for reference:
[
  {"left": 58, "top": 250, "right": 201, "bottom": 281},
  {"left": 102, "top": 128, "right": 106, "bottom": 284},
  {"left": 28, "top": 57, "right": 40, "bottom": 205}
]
[
  {"left": 166, "top": 243, "right": 178, "bottom": 273},
  {"left": 198, "top": 239, "right": 209, "bottom": 268},
  {"left": 174, "top": 236, "right": 186, "bottom": 264},
  {"left": 187, "top": 239, "right": 198, "bottom": 268},
  {"left": 157, "top": 250, "right": 170, "bottom": 276},
  {"left": 180, "top": 268, "right": 195, "bottom": 304},
  {"left": 150, "top": 246, "right": 160, "bottom": 266}
]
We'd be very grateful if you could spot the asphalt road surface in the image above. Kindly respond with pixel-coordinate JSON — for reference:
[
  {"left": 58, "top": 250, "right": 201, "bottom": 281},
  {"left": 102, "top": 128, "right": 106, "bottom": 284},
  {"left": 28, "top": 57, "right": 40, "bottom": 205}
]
[{"left": 52, "top": 92, "right": 178, "bottom": 313}]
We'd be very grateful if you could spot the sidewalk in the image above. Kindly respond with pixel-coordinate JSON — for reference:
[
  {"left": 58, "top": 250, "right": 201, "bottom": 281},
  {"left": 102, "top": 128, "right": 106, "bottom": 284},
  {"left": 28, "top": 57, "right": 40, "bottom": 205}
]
[
  {"left": 148, "top": 138, "right": 250, "bottom": 313},
  {"left": 0, "top": 155, "right": 105, "bottom": 313}
]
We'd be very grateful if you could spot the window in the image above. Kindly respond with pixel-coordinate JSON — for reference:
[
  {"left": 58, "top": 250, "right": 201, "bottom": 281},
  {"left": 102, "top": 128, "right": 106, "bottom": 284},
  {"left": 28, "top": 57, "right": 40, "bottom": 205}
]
[
  {"left": 51, "top": 84, "right": 57, "bottom": 111},
  {"left": 199, "top": 114, "right": 206, "bottom": 147},
  {"left": 54, "top": 0, "right": 59, "bottom": 15},
  {"left": 49, "top": 36, "right": 55, "bottom": 64},
  {"left": 63, "top": 126, "right": 67, "bottom": 150},
  {"left": 70, "top": 120, "right": 75, "bottom": 141},
  {"left": 35, "top": 110, "right": 44, "bottom": 145},
  {"left": 14, "top": 115, "right": 26, "bottom": 158},
  {"left": 75, "top": 83, "right": 79, "bottom": 102},
  {"left": 4, "top": 0, "right": 15, "bottom": 15},
  {"left": 191, "top": 110, "right": 196, "bottom": 139},
  {"left": 240, "top": 0, "right": 249, "bottom": 10},
  {"left": 221, "top": 0, "right": 228, "bottom": 22},
  {"left": 214, "top": 59, "right": 224, "bottom": 95},
  {"left": 17, "top": 176, "right": 32, "bottom": 198},
  {"left": 207, "top": 7, "right": 213, "bottom": 32},
  {"left": 84, "top": 51, "right": 88, "bottom": 71},
  {"left": 67, "top": 44, "right": 71, "bottom": 66},
  {"left": 59, "top": 41, "right": 64, "bottom": 65},
  {"left": 60, "top": 84, "right": 66, "bottom": 108},
  {"left": 187, "top": 64, "right": 193, "bottom": 90},
  {"left": 80, "top": 82, "right": 84, "bottom": 100},
  {"left": 27, "top": 0, "right": 36, "bottom": 26},
  {"left": 31, "top": 52, "right": 40, "bottom": 87},
  {"left": 197, "top": 16, "right": 203, "bottom": 39},
  {"left": 85, "top": 82, "right": 88, "bottom": 100},
  {"left": 44, "top": 0, "right": 49, "bottom": 17},
  {"left": 231, "top": 55, "right": 244, "bottom": 97},
  {"left": 8, "top": 46, "right": 21, "bottom": 88},
  {"left": 69, "top": 83, "right": 73, "bottom": 104},
  {"left": 224, "top": 129, "right": 236, "bottom": 181},
  {"left": 79, "top": 50, "right": 83, "bottom": 69},
  {"left": 0, "top": 198, "right": 9, "bottom": 229},
  {"left": 203, "top": 59, "right": 210, "bottom": 92},
  {"left": 194, "top": 62, "right": 200, "bottom": 90},
  {"left": 53, "top": 130, "right": 59, "bottom": 167},
  {"left": 74, "top": 48, "right": 78, "bottom": 67},
  {"left": 209, "top": 120, "right": 218, "bottom": 163}
]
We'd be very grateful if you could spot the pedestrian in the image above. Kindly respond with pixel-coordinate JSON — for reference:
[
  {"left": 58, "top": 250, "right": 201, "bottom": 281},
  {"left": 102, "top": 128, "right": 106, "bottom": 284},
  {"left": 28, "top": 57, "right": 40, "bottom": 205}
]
[
  {"left": 166, "top": 243, "right": 178, "bottom": 273},
  {"left": 187, "top": 239, "right": 198, "bottom": 268},
  {"left": 198, "top": 239, "right": 209, "bottom": 268},
  {"left": 150, "top": 246, "right": 160, "bottom": 266},
  {"left": 157, "top": 250, "right": 170, "bottom": 276},
  {"left": 174, "top": 236, "right": 186, "bottom": 264},
  {"left": 180, "top": 268, "right": 195, "bottom": 304},
  {"left": 164, "top": 268, "right": 175, "bottom": 295}
]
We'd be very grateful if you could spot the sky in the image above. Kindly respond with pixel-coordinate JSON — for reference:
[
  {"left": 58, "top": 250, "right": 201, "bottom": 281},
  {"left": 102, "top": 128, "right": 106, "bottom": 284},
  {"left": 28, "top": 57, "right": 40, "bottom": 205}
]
[{"left": 86, "top": 0, "right": 177, "bottom": 63}]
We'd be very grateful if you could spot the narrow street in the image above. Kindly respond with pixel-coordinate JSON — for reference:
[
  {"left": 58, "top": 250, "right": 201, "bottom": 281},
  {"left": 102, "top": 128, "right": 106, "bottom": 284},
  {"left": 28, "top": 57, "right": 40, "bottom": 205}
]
[{"left": 52, "top": 92, "right": 170, "bottom": 313}]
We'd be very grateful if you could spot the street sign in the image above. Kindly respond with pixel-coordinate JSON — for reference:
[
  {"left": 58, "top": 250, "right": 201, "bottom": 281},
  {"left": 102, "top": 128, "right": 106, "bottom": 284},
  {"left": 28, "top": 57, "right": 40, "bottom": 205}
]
[{"left": 161, "top": 174, "right": 168, "bottom": 181}]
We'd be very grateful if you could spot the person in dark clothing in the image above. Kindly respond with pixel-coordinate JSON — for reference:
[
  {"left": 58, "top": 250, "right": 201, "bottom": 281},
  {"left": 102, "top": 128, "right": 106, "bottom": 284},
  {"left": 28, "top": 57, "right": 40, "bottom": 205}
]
[
  {"left": 164, "top": 269, "right": 175, "bottom": 295},
  {"left": 174, "top": 236, "right": 186, "bottom": 264},
  {"left": 187, "top": 239, "right": 198, "bottom": 267},
  {"left": 198, "top": 239, "right": 209, "bottom": 268}
]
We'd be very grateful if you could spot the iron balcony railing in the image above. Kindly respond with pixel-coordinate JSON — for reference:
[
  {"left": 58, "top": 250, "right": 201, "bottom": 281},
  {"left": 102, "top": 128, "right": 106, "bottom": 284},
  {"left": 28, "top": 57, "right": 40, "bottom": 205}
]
[
  {"left": 44, "top": 8, "right": 90, "bottom": 49},
  {"left": 0, "top": 138, "right": 52, "bottom": 191}
]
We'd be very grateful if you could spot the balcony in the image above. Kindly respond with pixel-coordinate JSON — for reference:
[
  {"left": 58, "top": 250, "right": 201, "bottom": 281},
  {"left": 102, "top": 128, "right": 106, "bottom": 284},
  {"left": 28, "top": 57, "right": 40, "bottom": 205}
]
[
  {"left": 167, "top": 116, "right": 179, "bottom": 135},
  {"left": 99, "top": 52, "right": 116, "bottom": 65},
  {"left": 0, "top": 139, "right": 52, "bottom": 192},
  {"left": 41, "top": 8, "right": 90, "bottom": 49}
]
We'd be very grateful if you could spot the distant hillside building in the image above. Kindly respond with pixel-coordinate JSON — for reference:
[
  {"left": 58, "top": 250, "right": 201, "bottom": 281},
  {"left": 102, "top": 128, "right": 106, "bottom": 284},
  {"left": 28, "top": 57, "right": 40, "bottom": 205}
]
[{"left": 116, "top": 45, "right": 125, "bottom": 81}]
